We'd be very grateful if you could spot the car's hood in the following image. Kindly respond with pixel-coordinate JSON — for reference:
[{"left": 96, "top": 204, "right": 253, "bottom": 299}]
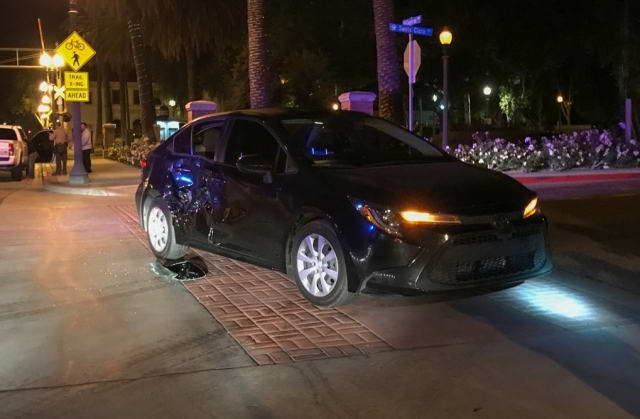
[{"left": 316, "top": 161, "right": 534, "bottom": 215}]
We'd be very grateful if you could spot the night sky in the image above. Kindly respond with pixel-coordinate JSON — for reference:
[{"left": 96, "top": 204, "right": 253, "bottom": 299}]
[
  {"left": 4, "top": 0, "right": 69, "bottom": 48},
  {"left": 1, "top": 1, "right": 70, "bottom": 122}
]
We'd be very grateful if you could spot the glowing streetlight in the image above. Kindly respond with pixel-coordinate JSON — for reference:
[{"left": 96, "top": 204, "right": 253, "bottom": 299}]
[
  {"left": 332, "top": 103, "right": 339, "bottom": 111},
  {"left": 557, "top": 95, "right": 563, "bottom": 103},
  {"left": 439, "top": 27, "right": 452, "bottom": 149},
  {"left": 168, "top": 99, "right": 176, "bottom": 107},
  {"left": 432, "top": 94, "right": 438, "bottom": 102},
  {"left": 483, "top": 86, "right": 492, "bottom": 121}
]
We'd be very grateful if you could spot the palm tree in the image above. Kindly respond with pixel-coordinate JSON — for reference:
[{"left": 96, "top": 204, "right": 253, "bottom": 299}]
[
  {"left": 82, "top": 1, "right": 154, "bottom": 140},
  {"left": 247, "top": 0, "right": 271, "bottom": 108},
  {"left": 372, "top": 0, "right": 403, "bottom": 124},
  {"left": 143, "top": 1, "right": 237, "bottom": 102}
]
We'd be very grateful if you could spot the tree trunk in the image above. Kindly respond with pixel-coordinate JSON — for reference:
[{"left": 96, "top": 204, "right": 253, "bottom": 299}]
[
  {"left": 119, "top": 67, "right": 129, "bottom": 141},
  {"left": 96, "top": 54, "right": 104, "bottom": 148},
  {"left": 186, "top": 48, "right": 197, "bottom": 102},
  {"left": 247, "top": 0, "right": 270, "bottom": 108},
  {"left": 126, "top": 0, "right": 157, "bottom": 142},
  {"left": 373, "top": 0, "right": 403, "bottom": 125},
  {"left": 619, "top": 0, "right": 630, "bottom": 120},
  {"left": 102, "top": 60, "right": 113, "bottom": 123}
]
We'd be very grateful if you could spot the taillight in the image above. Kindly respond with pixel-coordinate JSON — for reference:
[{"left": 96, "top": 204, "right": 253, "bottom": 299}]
[
  {"left": 141, "top": 159, "right": 147, "bottom": 168},
  {"left": 8, "top": 144, "right": 14, "bottom": 157}
]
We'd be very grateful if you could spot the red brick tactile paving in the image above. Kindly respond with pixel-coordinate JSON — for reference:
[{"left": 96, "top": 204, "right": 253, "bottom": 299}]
[{"left": 111, "top": 205, "right": 394, "bottom": 365}]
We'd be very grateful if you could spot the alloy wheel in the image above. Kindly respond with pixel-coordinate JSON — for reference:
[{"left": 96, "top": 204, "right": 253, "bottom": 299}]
[
  {"left": 296, "top": 233, "right": 339, "bottom": 297},
  {"left": 148, "top": 206, "right": 169, "bottom": 253}
]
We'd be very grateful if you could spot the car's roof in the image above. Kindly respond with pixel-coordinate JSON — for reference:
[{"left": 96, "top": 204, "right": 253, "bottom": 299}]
[{"left": 0, "top": 125, "right": 20, "bottom": 129}]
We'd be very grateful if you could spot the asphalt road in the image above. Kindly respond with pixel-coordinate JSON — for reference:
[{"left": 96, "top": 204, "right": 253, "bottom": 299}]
[{"left": 0, "top": 177, "right": 639, "bottom": 418}]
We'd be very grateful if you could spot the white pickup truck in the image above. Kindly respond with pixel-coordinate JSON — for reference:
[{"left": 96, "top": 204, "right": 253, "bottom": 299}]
[{"left": 0, "top": 125, "right": 29, "bottom": 181}]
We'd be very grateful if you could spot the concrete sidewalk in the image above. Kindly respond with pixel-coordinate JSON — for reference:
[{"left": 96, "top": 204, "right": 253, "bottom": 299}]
[
  {"left": 40, "top": 156, "right": 141, "bottom": 196},
  {"left": 38, "top": 157, "right": 640, "bottom": 197}
]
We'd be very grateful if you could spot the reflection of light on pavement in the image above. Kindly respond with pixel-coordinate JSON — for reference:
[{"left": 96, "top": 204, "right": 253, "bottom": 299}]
[{"left": 520, "top": 288, "right": 592, "bottom": 318}]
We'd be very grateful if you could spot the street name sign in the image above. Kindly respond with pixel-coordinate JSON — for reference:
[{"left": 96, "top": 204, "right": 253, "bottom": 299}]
[
  {"left": 55, "top": 32, "right": 96, "bottom": 71},
  {"left": 403, "top": 40, "right": 421, "bottom": 83},
  {"left": 402, "top": 15, "right": 422, "bottom": 26},
  {"left": 64, "top": 71, "right": 90, "bottom": 102},
  {"left": 389, "top": 23, "right": 433, "bottom": 37}
]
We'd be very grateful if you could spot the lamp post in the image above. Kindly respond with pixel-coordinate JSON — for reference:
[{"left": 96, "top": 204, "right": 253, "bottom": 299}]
[
  {"left": 483, "top": 86, "right": 491, "bottom": 122},
  {"left": 67, "top": 0, "right": 89, "bottom": 184},
  {"left": 39, "top": 53, "right": 64, "bottom": 119},
  {"left": 439, "top": 27, "right": 452, "bottom": 149},
  {"left": 557, "top": 95, "right": 563, "bottom": 128}
]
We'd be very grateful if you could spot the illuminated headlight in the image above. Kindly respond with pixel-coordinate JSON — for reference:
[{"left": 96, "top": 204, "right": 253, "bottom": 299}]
[
  {"left": 400, "top": 211, "right": 461, "bottom": 225},
  {"left": 523, "top": 197, "right": 539, "bottom": 218},
  {"left": 351, "top": 199, "right": 461, "bottom": 237}
]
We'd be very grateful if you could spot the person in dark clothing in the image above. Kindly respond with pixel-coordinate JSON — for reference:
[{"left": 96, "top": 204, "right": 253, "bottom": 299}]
[{"left": 27, "top": 131, "right": 52, "bottom": 179}]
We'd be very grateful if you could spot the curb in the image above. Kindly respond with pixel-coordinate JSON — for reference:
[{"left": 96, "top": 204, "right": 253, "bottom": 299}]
[
  {"left": 511, "top": 171, "right": 640, "bottom": 185},
  {"left": 42, "top": 180, "right": 134, "bottom": 197}
]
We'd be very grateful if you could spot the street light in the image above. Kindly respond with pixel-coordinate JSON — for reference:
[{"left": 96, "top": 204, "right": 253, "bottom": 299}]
[
  {"left": 168, "top": 99, "right": 176, "bottom": 107},
  {"left": 557, "top": 95, "right": 563, "bottom": 128},
  {"left": 439, "top": 27, "right": 452, "bottom": 149},
  {"left": 483, "top": 86, "right": 492, "bottom": 122},
  {"left": 331, "top": 103, "right": 339, "bottom": 111},
  {"left": 432, "top": 94, "right": 438, "bottom": 102}
]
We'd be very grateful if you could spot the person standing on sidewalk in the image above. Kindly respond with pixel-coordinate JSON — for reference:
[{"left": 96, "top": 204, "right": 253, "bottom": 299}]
[
  {"left": 49, "top": 122, "right": 69, "bottom": 175},
  {"left": 81, "top": 122, "right": 92, "bottom": 173},
  {"left": 24, "top": 133, "right": 40, "bottom": 179}
]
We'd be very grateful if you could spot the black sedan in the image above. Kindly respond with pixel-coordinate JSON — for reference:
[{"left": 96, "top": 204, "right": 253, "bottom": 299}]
[{"left": 135, "top": 109, "right": 551, "bottom": 307}]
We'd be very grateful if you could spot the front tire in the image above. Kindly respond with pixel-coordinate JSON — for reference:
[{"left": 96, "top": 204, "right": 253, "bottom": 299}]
[
  {"left": 146, "top": 198, "right": 188, "bottom": 260},
  {"left": 290, "top": 220, "right": 358, "bottom": 307},
  {"left": 11, "top": 163, "right": 23, "bottom": 181}
]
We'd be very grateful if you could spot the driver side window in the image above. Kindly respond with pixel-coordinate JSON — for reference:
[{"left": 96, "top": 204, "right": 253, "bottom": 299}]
[{"left": 224, "top": 119, "right": 281, "bottom": 169}]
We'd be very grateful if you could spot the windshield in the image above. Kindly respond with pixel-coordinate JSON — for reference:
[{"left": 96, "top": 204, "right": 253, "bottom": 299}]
[{"left": 280, "top": 115, "right": 445, "bottom": 167}]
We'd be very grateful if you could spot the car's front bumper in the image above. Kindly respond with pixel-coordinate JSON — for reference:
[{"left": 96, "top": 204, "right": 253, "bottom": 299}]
[{"left": 355, "top": 218, "right": 552, "bottom": 294}]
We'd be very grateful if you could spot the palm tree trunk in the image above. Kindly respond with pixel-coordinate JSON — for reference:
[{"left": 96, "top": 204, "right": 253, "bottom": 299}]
[
  {"left": 119, "top": 67, "right": 129, "bottom": 142},
  {"left": 186, "top": 48, "right": 196, "bottom": 102},
  {"left": 126, "top": 0, "right": 157, "bottom": 142},
  {"left": 96, "top": 54, "right": 104, "bottom": 148},
  {"left": 247, "top": 0, "right": 270, "bottom": 108},
  {"left": 102, "top": 60, "right": 113, "bottom": 123},
  {"left": 373, "top": 0, "right": 403, "bottom": 125}
]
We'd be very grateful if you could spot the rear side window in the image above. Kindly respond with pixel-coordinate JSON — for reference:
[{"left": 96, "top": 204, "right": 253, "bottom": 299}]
[
  {"left": 193, "top": 122, "right": 224, "bottom": 160},
  {"left": 0, "top": 129, "right": 18, "bottom": 140},
  {"left": 172, "top": 127, "right": 191, "bottom": 154}
]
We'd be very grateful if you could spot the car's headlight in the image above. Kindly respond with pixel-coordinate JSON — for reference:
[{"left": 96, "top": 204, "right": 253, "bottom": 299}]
[
  {"left": 400, "top": 211, "right": 461, "bottom": 225},
  {"left": 351, "top": 199, "right": 461, "bottom": 237},
  {"left": 523, "top": 197, "right": 539, "bottom": 218}
]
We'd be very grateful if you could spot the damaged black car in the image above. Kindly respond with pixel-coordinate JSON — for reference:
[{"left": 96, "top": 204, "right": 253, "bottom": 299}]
[{"left": 135, "top": 109, "right": 552, "bottom": 307}]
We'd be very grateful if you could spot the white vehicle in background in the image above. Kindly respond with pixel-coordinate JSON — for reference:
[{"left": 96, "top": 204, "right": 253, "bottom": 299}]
[{"left": 0, "top": 125, "right": 29, "bottom": 181}]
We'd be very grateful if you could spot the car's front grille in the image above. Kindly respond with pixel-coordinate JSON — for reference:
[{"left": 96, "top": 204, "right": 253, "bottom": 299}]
[{"left": 426, "top": 226, "right": 547, "bottom": 284}]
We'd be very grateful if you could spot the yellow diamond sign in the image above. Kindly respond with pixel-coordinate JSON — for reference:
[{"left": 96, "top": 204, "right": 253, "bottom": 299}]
[{"left": 55, "top": 31, "right": 96, "bottom": 71}]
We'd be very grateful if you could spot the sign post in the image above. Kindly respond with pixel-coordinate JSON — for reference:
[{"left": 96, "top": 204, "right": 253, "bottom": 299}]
[
  {"left": 54, "top": 28, "right": 95, "bottom": 184},
  {"left": 390, "top": 16, "right": 433, "bottom": 131}
]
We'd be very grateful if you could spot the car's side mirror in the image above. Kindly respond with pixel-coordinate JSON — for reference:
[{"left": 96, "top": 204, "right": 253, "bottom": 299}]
[{"left": 236, "top": 154, "right": 273, "bottom": 184}]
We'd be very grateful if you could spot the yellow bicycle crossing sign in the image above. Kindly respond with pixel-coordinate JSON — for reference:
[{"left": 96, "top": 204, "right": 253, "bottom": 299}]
[{"left": 55, "top": 32, "right": 96, "bottom": 71}]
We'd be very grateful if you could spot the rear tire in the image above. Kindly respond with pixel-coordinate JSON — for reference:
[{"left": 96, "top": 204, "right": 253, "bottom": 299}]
[
  {"left": 290, "top": 220, "right": 358, "bottom": 307},
  {"left": 146, "top": 198, "right": 188, "bottom": 260},
  {"left": 11, "top": 164, "right": 23, "bottom": 181}
]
